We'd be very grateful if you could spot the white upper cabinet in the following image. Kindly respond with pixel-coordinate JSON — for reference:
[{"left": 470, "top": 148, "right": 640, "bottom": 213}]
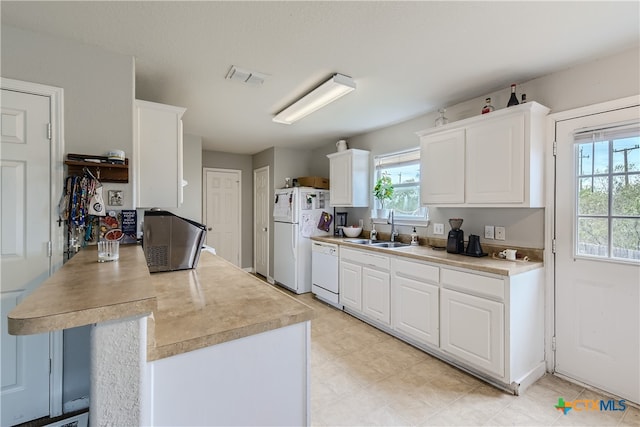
[
  {"left": 327, "top": 149, "right": 370, "bottom": 207},
  {"left": 420, "top": 129, "right": 465, "bottom": 204},
  {"left": 418, "top": 102, "right": 550, "bottom": 207},
  {"left": 135, "top": 100, "right": 186, "bottom": 208}
]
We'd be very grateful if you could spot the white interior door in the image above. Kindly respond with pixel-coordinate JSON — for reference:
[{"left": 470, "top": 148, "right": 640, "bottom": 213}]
[
  {"left": 554, "top": 102, "right": 640, "bottom": 404},
  {"left": 1, "top": 88, "right": 52, "bottom": 425},
  {"left": 253, "top": 166, "right": 269, "bottom": 278},
  {"left": 203, "top": 168, "right": 241, "bottom": 267}
]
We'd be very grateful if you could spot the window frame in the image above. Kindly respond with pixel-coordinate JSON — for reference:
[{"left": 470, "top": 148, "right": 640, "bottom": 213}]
[
  {"left": 372, "top": 147, "right": 429, "bottom": 226},
  {"left": 573, "top": 123, "right": 640, "bottom": 263}
]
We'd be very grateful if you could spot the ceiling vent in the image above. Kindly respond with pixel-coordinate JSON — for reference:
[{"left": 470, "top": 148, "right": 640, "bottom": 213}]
[{"left": 225, "top": 65, "right": 268, "bottom": 86}]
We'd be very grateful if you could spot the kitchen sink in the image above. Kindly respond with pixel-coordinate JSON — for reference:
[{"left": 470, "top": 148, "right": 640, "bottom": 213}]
[
  {"left": 343, "top": 239, "right": 410, "bottom": 248},
  {"left": 344, "top": 239, "right": 372, "bottom": 244},
  {"left": 370, "top": 241, "right": 410, "bottom": 248}
]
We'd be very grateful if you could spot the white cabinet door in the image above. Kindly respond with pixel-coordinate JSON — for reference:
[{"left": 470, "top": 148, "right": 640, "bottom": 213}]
[
  {"left": 339, "top": 260, "right": 362, "bottom": 312},
  {"left": 327, "top": 149, "right": 370, "bottom": 207},
  {"left": 329, "top": 151, "right": 351, "bottom": 205},
  {"left": 362, "top": 267, "right": 390, "bottom": 325},
  {"left": 440, "top": 288, "right": 505, "bottom": 377},
  {"left": 135, "top": 100, "right": 186, "bottom": 208},
  {"left": 394, "top": 275, "right": 439, "bottom": 347},
  {"left": 466, "top": 113, "right": 525, "bottom": 204},
  {"left": 420, "top": 129, "right": 465, "bottom": 204}
]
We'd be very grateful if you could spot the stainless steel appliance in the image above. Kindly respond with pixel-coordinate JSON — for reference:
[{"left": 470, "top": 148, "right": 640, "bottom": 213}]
[
  {"left": 143, "top": 210, "right": 207, "bottom": 273},
  {"left": 311, "top": 241, "right": 341, "bottom": 308}
]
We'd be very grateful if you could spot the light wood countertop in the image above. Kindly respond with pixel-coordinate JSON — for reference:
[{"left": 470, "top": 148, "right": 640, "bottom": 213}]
[
  {"left": 146, "top": 249, "right": 314, "bottom": 361},
  {"left": 8, "top": 245, "right": 156, "bottom": 336},
  {"left": 312, "top": 236, "right": 543, "bottom": 276},
  {"left": 8, "top": 245, "right": 314, "bottom": 361}
]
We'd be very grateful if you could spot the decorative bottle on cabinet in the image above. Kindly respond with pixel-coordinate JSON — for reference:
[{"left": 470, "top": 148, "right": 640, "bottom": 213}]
[
  {"left": 481, "top": 98, "right": 495, "bottom": 114},
  {"left": 507, "top": 84, "right": 519, "bottom": 107},
  {"left": 435, "top": 108, "right": 449, "bottom": 127}
]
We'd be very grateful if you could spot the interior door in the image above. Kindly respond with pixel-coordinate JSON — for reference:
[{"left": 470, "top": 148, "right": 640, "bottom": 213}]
[
  {"left": 1, "top": 88, "right": 51, "bottom": 425},
  {"left": 203, "top": 168, "right": 241, "bottom": 266},
  {"left": 253, "top": 166, "right": 269, "bottom": 278},
  {"left": 554, "top": 103, "right": 640, "bottom": 404}
]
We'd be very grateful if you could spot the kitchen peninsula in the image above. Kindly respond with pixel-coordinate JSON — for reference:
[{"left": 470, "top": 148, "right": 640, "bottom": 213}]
[{"left": 8, "top": 245, "right": 314, "bottom": 426}]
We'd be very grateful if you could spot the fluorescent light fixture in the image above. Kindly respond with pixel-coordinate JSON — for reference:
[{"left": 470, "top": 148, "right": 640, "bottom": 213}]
[{"left": 273, "top": 73, "right": 356, "bottom": 124}]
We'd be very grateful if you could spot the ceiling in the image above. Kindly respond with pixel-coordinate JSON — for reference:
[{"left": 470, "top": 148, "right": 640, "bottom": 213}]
[{"left": 2, "top": 1, "right": 639, "bottom": 155}]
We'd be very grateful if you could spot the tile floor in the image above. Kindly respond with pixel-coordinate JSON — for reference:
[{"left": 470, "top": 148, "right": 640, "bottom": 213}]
[{"left": 293, "top": 293, "right": 640, "bottom": 427}]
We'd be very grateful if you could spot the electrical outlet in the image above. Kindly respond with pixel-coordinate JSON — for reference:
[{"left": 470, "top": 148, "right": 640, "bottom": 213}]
[
  {"left": 484, "top": 225, "right": 495, "bottom": 239},
  {"left": 434, "top": 223, "right": 444, "bottom": 235},
  {"left": 495, "top": 226, "right": 506, "bottom": 241}
]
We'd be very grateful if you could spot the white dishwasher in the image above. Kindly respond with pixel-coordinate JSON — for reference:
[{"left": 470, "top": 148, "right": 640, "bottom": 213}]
[{"left": 311, "top": 241, "right": 342, "bottom": 309}]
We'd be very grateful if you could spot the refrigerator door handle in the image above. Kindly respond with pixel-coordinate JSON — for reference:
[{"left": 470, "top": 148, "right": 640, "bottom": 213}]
[{"left": 292, "top": 226, "right": 296, "bottom": 250}]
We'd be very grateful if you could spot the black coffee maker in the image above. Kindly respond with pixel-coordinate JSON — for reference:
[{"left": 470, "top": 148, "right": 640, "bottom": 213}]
[{"left": 446, "top": 218, "right": 464, "bottom": 254}]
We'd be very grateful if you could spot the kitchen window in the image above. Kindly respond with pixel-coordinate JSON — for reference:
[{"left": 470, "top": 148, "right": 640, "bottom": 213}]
[
  {"left": 374, "top": 148, "right": 428, "bottom": 224},
  {"left": 574, "top": 122, "right": 640, "bottom": 262}
]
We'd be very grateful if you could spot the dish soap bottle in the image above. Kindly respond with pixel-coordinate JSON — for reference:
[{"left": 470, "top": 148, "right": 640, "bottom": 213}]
[
  {"left": 370, "top": 223, "right": 378, "bottom": 241},
  {"left": 410, "top": 227, "right": 419, "bottom": 246}
]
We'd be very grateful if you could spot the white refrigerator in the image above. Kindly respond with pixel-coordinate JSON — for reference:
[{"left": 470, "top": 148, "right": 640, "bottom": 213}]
[{"left": 273, "top": 187, "right": 331, "bottom": 294}]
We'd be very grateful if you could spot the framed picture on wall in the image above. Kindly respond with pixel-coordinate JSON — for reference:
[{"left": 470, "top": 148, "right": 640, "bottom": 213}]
[{"left": 108, "top": 190, "right": 123, "bottom": 206}]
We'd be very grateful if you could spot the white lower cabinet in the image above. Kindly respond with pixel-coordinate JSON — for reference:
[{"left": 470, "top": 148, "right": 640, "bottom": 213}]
[
  {"left": 392, "top": 258, "right": 440, "bottom": 347},
  {"left": 362, "top": 267, "right": 391, "bottom": 325},
  {"left": 338, "top": 247, "right": 545, "bottom": 394},
  {"left": 440, "top": 288, "right": 505, "bottom": 377},
  {"left": 339, "top": 248, "right": 390, "bottom": 325},
  {"left": 339, "top": 260, "right": 362, "bottom": 311}
]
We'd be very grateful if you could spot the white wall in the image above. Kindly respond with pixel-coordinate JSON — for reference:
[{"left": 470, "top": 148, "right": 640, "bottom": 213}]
[
  {"left": 312, "top": 47, "right": 640, "bottom": 248},
  {"left": 1, "top": 25, "right": 135, "bottom": 209}
]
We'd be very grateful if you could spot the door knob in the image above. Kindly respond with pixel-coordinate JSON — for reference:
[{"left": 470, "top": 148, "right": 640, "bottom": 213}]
[
  {"left": 263, "top": 227, "right": 268, "bottom": 231},
  {"left": 207, "top": 227, "right": 212, "bottom": 231}
]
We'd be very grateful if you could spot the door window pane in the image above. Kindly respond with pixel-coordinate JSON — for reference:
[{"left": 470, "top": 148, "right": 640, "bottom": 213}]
[
  {"left": 612, "top": 218, "right": 640, "bottom": 260},
  {"left": 577, "top": 217, "right": 609, "bottom": 257},
  {"left": 612, "top": 174, "right": 640, "bottom": 216},
  {"left": 612, "top": 137, "right": 640, "bottom": 173},
  {"left": 578, "top": 176, "right": 608, "bottom": 216},
  {"left": 574, "top": 127, "right": 639, "bottom": 262}
]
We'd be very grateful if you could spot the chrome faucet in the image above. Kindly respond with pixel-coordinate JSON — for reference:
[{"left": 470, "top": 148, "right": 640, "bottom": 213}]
[{"left": 388, "top": 210, "right": 399, "bottom": 242}]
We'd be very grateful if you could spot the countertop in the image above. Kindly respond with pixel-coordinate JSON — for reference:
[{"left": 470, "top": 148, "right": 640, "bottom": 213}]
[
  {"left": 312, "top": 236, "right": 543, "bottom": 276},
  {"left": 8, "top": 245, "right": 314, "bottom": 361}
]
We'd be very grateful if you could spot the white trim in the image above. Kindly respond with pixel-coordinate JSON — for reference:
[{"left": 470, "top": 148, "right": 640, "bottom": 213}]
[
  {"left": 253, "top": 166, "right": 270, "bottom": 278},
  {"left": 544, "top": 94, "right": 640, "bottom": 374},
  {"left": 1, "top": 77, "right": 65, "bottom": 417}
]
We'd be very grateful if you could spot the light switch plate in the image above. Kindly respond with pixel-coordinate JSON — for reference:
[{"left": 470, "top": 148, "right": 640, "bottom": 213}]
[
  {"left": 434, "top": 223, "right": 444, "bottom": 235},
  {"left": 495, "top": 226, "right": 506, "bottom": 241},
  {"left": 484, "top": 225, "right": 495, "bottom": 239}
]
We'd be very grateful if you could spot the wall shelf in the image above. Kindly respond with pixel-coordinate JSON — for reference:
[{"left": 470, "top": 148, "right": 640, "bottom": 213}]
[{"left": 65, "top": 154, "right": 129, "bottom": 183}]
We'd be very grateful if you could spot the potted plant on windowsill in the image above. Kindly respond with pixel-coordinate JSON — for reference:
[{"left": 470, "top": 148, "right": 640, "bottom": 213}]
[{"left": 372, "top": 174, "right": 394, "bottom": 219}]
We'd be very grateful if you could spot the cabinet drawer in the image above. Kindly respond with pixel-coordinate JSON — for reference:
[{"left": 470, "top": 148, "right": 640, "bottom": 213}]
[
  {"left": 441, "top": 268, "right": 504, "bottom": 301},
  {"left": 340, "top": 248, "right": 390, "bottom": 270},
  {"left": 393, "top": 258, "right": 439, "bottom": 283}
]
